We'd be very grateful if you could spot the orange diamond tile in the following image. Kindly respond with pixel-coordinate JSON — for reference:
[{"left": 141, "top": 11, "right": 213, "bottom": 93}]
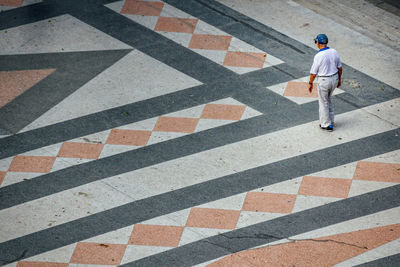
[
  {"left": 298, "top": 176, "right": 352, "bottom": 198},
  {"left": 57, "top": 142, "right": 104, "bottom": 159},
  {"left": 0, "top": 171, "right": 5, "bottom": 185},
  {"left": 106, "top": 129, "right": 152, "bottom": 146},
  {"left": 353, "top": 161, "right": 400, "bottom": 183},
  {"left": 201, "top": 104, "right": 246, "bottom": 120},
  {"left": 0, "top": 0, "right": 23, "bottom": 7},
  {"left": 70, "top": 242, "right": 126, "bottom": 265},
  {"left": 283, "top": 81, "right": 318, "bottom": 98},
  {"left": 223, "top": 51, "right": 266, "bottom": 68},
  {"left": 188, "top": 34, "right": 232, "bottom": 51},
  {"left": 17, "top": 262, "right": 68, "bottom": 267},
  {"left": 153, "top": 116, "right": 199, "bottom": 133},
  {"left": 242, "top": 192, "right": 296, "bottom": 213},
  {"left": 0, "top": 69, "right": 56, "bottom": 108},
  {"left": 129, "top": 224, "right": 184, "bottom": 247},
  {"left": 186, "top": 207, "right": 240, "bottom": 229},
  {"left": 8, "top": 156, "right": 56, "bottom": 173},
  {"left": 154, "top": 17, "right": 198, "bottom": 33},
  {"left": 120, "top": 0, "right": 164, "bottom": 16}
]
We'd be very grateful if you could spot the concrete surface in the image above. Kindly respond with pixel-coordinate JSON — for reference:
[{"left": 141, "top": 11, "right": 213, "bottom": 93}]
[{"left": 0, "top": 0, "right": 399, "bottom": 266}]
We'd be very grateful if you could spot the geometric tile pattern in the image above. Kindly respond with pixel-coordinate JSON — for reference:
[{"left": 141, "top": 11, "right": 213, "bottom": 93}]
[
  {"left": 15, "top": 156, "right": 400, "bottom": 266},
  {"left": 2, "top": 0, "right": 399, "bottom": 266},
  {"left": 107, "top": 0, "right": 284, "bottom": 74},
  {"left": 0, "top": 98, "right": 261, "bottom": 187}
]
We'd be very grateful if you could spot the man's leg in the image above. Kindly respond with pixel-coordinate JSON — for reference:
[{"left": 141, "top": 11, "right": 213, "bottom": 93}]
[
  {"left": 328, "top": 76, "right": 337, "bottom": 125},
  {"left": 317, "top": 78, "right": 331, "bottom": 128}
]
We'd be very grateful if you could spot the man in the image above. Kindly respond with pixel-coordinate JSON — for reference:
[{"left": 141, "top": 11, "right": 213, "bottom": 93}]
[{"left": 308, "top": 34, "right": 342, "bottom": 132}]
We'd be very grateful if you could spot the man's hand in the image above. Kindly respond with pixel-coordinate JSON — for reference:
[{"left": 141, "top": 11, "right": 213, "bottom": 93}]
[
  {"left": 308, "top": 83, "right": 313, "bottom": 93},
  {"left": 337, "top": 79, "right": 341, "bottom": 88}
]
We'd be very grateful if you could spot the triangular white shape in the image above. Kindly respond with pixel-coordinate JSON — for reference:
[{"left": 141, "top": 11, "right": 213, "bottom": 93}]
[
  {"left": 0, "top": 14, "right": 131, "bottom": 55},
  {"left": 20, "top": 50, "right": 201, "bottom": 132}
]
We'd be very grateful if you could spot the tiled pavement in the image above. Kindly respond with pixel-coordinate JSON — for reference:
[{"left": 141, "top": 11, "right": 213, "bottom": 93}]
[{"left": 0, "top": 0, "right": 399, "bottom": 266}]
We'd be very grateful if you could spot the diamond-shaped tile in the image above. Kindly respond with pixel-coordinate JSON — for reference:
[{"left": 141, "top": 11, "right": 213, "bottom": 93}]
[
  {"left": 201, "top": 104, "right": 245, "bottom": 120},
  {"left": 129, "top": 224, "right": 184, "bottom": 247},
  {"left": 155, "top": 17, "right": 198, "bottom": 33},
  {"left": 70, "top": 242, "right": 126, "bottom": 265},
  {"left": 8, "top": 155, "right": 56, "bottom": 173},
  {"left": 0, "top": 69, "right": 55, "bottom": 108},
  {"left": 298, "top": 176, "right": 352, "bottom": 198},
  {"left": 188, "top": 34, "right": 232, "bottom": 50},
  {"left": 223, "top": 51, "right": 266, "bottom": 68},
  {"left": 106, "top": 129, "right": 151, "bottom": 146},
  {"left": 242, "top": 192, "right": 296, "bottom": 213},
  {"left": 353, "top": 161, "right": 400, "bottom": 183},
  {"left": 0, "top": 171, "right": 5, "bottom": 185},
  {"left": 153, "top": 116, "right": 199, "bottom": 133},
  {"left": 0, "top": 0, "right": 23, "bottom": 7},
  {"left": 121, "top": 0, "right": 164, "bottom": 16},
  {"left": 185, "top": 207, "right": 240, "bottom": 229},
  {"left": 283, "top": 81, "right": 318, "bottom": 98},
  {"left": 57, "top": 142, "right": 104, "bottom": 159},
  {"left": 17, "top": 262, "right": 68, "bottom": 267}
]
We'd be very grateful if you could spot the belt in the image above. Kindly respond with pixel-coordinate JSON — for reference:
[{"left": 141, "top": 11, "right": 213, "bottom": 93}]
[{"left": 318, "top": 72, "right": 338, "bottom": 77}]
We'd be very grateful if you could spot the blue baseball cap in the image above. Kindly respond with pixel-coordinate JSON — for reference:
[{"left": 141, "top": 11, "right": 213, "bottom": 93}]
[{"left": 314, "top": 34, "right": 328, "bottom": 44}]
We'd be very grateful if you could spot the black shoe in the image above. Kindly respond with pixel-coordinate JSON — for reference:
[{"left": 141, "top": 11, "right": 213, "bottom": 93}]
[{"left": 320, "top": 124, "right": 333, "bottom": 131}]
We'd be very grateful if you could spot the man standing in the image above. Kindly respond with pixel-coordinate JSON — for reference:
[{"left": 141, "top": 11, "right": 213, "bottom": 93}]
[{"left": 308, "top": 34, "right": 342, "bottom": 131}]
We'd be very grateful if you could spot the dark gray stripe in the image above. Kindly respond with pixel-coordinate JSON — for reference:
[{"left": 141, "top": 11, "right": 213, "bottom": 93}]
[
  {"left": 68, "top": 3, "right": 237, "bottom": 84},
  {"left": 0, "top": 50, "right": 131, "bottom": 133},
  {"left": 124, "top": 185, "right": 400, "bottom": 267},
  {"left": 0, "top": 129, "right": 398, "bottom": 265},
  {"left": 0, "top": 1, "right": 63, "bottom": 31},
  {"left": 356, "top": 254, "right": 400, "bottom": 267}
]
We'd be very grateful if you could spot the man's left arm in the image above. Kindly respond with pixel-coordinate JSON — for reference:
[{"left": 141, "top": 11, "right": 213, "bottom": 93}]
[
  {"left": 308, "top": 74, "right": 317, "bottom": 93},
  {"left": 337, "top": 67, "right": 342, "bottom": 88}
]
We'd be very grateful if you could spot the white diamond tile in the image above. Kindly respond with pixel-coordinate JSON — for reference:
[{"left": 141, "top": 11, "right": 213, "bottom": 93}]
[
  {"left": 191, "top": 49, "right": 227, "bottom": 65},
  {"left": 140, "top": 208, "right": 191, "bottom": 226},
  {"left": 195, "top": 118, "right": 234, "bottom": 132},
  {"left": 253, "top": 177, "right": 302, "bottom": 195},
  {"left": 99, "top": 144, "right": 140, "bottom": 159},
  {"left": 1, "top": 172, "right": 43, "bottom": 187},
  {"left": 228, "top": 37, "right": 264, "bottom": 53},
  {"left": 147, "top": 131, "right": 188, "bottom": 145},
  {"left": 165, "top": 104, "right": 205, "bottom": 118},
  {"left": 159, "top": 31, "right": 193, "bottom": 47},
  {"left": 160, "top": 3, "right": 194, "bottom": 18},
  {"left": 292, "top": 195, "right": 340, "bottom": 213},
  {"left": 83, "top": 225, "right": 134, "bottom": 244},
  {"left": 348, "top": 180, "right": 397, "bottom": 197},
  {"left": 236, "top": 211, "right": 283, "bottom": 229},
  {"left": 121, "top": 245, "right": 170, "bottom": 264},
  {"left": 179, "top": 227, "right": 229, "bottom": 246},
  {"left": 193, "top": 20, "right": 228, "bottom": 36},
  {"left": 197, "top": 193, "right": 247, "bottom": 210},
  {"left": 117, "top": 117, "right": 158, "bottom": 131}
]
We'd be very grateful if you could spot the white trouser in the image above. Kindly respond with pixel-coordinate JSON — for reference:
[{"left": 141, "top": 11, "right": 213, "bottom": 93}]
[{"left": 317, "top": 74, "right": 338, "bottom": 128}]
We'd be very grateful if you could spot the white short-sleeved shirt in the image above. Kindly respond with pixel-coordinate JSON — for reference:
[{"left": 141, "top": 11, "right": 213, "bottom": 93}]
[{"left": 310, "top": 47, "right": 342, "bottom": 76}]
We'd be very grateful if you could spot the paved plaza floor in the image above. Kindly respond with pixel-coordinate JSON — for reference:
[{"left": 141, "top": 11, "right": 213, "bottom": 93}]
[{"left": 0, "top": 0, "right": 399, "bottom": 266}]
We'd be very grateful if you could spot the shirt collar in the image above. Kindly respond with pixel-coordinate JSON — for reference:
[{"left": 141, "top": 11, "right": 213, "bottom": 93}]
[{"left": 318, "top": 46, "right": 330, "bottom": 53}]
